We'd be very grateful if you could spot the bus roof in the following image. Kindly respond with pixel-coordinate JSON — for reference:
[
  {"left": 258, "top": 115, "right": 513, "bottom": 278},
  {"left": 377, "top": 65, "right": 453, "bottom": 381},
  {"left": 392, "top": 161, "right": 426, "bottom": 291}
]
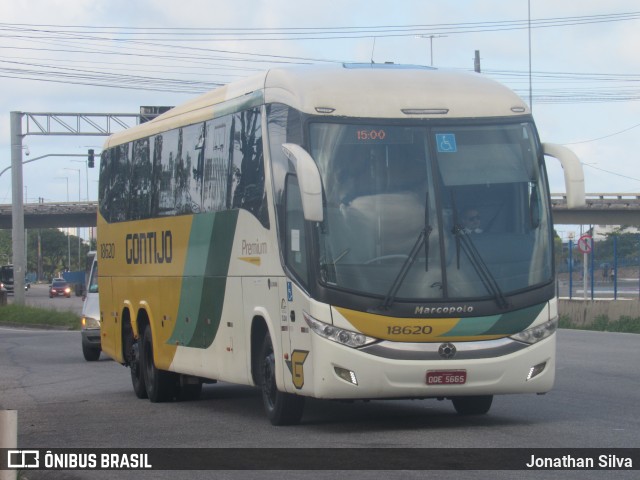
[{"left": 105, "top": 63, "right": 529, "bottom": 148}]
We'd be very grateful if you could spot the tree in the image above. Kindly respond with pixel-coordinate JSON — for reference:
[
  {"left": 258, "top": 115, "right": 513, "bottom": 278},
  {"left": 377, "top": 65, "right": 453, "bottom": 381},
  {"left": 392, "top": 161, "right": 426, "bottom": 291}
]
[
  {"left": 25, "top": 229, "right": 91, "bottom": 281},
  {"left": 553, "top": 230, "right": 563, "bottom": 271},
  {"left": 598, "top": 230, "right": 640, "bottom": 265},
  {"left": 1, "top": 229, "right": 91, "bottom": 281},
  {"left": 0, "top": 230, "right": 11, "bottom": 264}
]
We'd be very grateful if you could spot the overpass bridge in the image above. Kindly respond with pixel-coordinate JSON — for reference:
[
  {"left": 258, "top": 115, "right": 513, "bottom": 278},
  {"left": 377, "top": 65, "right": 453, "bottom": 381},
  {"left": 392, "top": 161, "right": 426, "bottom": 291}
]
[
  {"left": 0, "top": 201, "right": 97, "bottom": 229},
  {"left": 550, "top": 193, "right": 640, "bottom": 225},
  {"left": 1, "top": 194, "right": 639, "bottom": 229}
]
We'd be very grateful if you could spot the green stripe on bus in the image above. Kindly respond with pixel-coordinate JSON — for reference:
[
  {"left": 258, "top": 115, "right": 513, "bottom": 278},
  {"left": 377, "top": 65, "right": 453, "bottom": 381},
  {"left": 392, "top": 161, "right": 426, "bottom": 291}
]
[
  {"left": 441, "top": 315, "right": 501, "bottom": 337},
  {"left": 481, "top": 302, "right": 545, "bottom": 336},
  {"left": 442, "top": 302, "right": 545, "bottom": 337},
  {"left": 168, "top": 210, "right": 239, "bottom": 348}
]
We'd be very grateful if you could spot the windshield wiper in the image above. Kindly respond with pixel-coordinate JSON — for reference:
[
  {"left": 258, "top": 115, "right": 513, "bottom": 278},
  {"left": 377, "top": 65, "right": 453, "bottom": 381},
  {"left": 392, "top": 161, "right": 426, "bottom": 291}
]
[
  {"left": 452, "top": 225, "right": 509, "bottom": 310},
  {"left": 319, "top": 248, "right": 350, "bottom": 285},
  {"left": 379, "top": 225, "right": 432, "bottom": 311}
]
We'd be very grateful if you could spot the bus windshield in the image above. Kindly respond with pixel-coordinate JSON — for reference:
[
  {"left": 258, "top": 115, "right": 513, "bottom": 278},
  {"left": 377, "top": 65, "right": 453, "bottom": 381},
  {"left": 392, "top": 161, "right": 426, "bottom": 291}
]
[
  {"left": 309, "top": 121, "right": 552, "bottom": 302},
  {"left": 0, "top": 265, "right": 12, "bottom": 283}
]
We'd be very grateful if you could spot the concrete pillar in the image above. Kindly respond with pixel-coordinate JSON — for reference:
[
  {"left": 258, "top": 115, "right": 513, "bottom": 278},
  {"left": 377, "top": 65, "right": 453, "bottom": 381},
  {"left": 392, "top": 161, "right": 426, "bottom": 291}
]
[
  {"left": 0, "top": 410, "right": 17, "bottom": 480},
  {"left": 10, "top": 112, "right": 25, "bottom": 305}
]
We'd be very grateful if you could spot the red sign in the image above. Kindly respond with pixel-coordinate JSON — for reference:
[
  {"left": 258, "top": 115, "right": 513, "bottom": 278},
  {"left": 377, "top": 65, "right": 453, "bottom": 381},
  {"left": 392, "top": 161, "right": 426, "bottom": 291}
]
[{"left": 577, "top": 234, "right": 593, "bottom": 254}]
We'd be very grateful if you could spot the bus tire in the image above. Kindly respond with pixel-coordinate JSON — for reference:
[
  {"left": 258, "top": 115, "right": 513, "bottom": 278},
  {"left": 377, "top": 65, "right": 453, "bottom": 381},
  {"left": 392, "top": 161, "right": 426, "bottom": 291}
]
[
  {"left": 259, "top": 333, "right": 305, "bottom": 426},
  {"left": 141, "top": 326, "right": 175, "bottom": 402},
  {"left": 129, "top": 340, "right": 148, "bottom": 399},
  {"left": 176, "top": 376, "right": 203, "bottom": 401},
  {"left": 451, "top": 395, "right": 493, "bottom": 415}
]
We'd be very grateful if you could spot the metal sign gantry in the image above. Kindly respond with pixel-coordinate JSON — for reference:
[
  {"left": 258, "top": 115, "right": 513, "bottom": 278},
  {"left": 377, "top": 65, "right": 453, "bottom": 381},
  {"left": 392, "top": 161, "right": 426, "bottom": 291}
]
[
  {"left": 23, "top": 112, "right": 140, "bottom": 136},
  {"left": 9, "top": 111, "right": 141, "bottom": 304}
]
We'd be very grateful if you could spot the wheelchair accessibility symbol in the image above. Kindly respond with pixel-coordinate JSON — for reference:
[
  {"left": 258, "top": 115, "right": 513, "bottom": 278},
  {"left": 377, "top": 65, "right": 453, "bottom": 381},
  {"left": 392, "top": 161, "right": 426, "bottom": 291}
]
[{"left": 436, "top": 133, "right": 457, "bottom": 153}]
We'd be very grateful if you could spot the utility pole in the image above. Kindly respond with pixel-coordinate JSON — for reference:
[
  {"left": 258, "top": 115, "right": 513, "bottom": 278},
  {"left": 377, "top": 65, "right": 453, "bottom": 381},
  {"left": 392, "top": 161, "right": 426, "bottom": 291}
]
[
  {"left": 415, "top": 35, "right": 447, "bottom": 66},
  {"left": 54, "top": 176, "right": 70, "bottom": 271},
  {"left": 528, "top": 0, "right": 533, "bottom": 111},
  {"left": 65, "top": 168, "right": 81, "bottom": 269},
  {"left": 474, "top": 50, "right": 481, "bottom": 73},
  {"left": 10, "top": 112, "right": 25, "bottom": 304}
]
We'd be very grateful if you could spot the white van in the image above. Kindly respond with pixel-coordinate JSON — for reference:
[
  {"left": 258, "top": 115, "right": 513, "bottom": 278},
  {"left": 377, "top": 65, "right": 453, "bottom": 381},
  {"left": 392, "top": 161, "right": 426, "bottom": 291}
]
[{"left": 81, "top": 256, "right": 101, "bottom": 361}]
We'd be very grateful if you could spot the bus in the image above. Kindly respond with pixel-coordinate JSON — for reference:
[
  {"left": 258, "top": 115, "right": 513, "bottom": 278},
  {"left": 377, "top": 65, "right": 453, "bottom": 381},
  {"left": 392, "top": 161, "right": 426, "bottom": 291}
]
[
  {"left": 97, "top": 64, "right": 585, "bottom": 425},
  {"left": 1, "top": 265, "right": 14, "bottom": 294}
]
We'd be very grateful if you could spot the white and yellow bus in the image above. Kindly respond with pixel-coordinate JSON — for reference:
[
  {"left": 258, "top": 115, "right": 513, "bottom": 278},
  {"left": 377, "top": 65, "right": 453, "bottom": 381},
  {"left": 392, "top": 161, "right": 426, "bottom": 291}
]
[{"left": 97, "top": 64, "right": 584, "bottom": 425}]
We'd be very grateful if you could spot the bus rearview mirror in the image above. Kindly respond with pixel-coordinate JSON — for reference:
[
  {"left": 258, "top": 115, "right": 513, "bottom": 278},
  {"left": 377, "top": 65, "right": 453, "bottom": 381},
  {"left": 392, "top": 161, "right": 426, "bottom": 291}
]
[
  {"left": 281, "top": 143, "right": 324, "bottom": 222},
  {"left": 542, "top": 143, "right": 585, "bottom": 209}
]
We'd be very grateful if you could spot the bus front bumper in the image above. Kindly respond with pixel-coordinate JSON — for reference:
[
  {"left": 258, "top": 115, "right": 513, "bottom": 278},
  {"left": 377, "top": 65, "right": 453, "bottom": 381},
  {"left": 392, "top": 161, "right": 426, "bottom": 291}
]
[{"left": 300, "top": 333, "right": 555, "bottom": 399}]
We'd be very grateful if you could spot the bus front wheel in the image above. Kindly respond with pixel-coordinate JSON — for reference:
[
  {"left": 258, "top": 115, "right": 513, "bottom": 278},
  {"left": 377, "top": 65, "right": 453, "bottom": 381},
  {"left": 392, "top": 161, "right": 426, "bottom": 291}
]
[
  {"left": 451, "top": 395, "right": 493, "bottom": 415},
  {"left": 259, "top": 334, "right": 305, "bottom": 426}
]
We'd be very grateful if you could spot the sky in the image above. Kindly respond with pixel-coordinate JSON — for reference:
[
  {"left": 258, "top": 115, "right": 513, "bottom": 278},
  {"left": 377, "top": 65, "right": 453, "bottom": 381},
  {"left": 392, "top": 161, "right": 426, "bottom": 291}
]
[{"left": 1, "top": 0, "right": 639, "bottom": 220}]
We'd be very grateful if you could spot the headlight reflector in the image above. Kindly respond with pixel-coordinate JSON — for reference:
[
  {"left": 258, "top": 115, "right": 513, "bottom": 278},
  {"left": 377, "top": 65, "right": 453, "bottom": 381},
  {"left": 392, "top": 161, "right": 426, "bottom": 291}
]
[
  {"left": 334, "top": 366, "right": 358, "bottom": 385},
  {"left": 82, "top": 316, "right": 101, "bottom": 329},
  {"left": 304, "top": 312, "right": 377, "bottom": 348},
  {"left": 527, "top": 361, "right": 547, "bottom": 381},
  {"left": 510, "top": 317, "right": 557, "bottom": 344}
]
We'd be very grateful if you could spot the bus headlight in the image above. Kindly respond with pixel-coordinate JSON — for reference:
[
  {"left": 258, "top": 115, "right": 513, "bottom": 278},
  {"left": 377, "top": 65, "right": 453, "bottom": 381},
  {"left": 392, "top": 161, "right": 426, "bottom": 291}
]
[
  {"left": 303, "top": 312, "right": 377, "bottom": 348},
  {"left": 510, "top": 317, "right": 557, "bottom": 344}
]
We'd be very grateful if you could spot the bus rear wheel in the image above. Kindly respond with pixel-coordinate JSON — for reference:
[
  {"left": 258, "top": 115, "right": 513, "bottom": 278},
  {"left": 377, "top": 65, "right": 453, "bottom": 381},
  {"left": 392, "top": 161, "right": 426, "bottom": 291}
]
[
  {"left": 451, "top": 395, "right": 493, "bottom": 415},
  {"left": 259, "top": 334, "right": 305, "bottom": 426},
  {"left": 128, "top": 339, "right": 147, "bottom": 399},
  {"left": 141, "top": 326, "right": 176, "bottom": 402}
]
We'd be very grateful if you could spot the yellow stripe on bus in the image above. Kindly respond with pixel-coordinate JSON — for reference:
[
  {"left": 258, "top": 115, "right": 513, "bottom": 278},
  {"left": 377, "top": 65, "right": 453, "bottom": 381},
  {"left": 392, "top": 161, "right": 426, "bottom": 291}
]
[{"left": 334, "top": 307, "right": 505, "bottom": 343}]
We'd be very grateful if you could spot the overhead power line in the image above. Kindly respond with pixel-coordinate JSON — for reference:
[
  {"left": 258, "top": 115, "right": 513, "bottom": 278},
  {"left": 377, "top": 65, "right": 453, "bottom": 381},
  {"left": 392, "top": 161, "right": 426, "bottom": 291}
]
[
  {"left": 583, "top": 164, "right": 640, "bottom": 184},
  {"left": 564, "top": 122, "right": 640, "bottom": 145},
  {"left": 1, "top": 11, "right": 639, "bottom": 39},
  {"left": 0, "top": 13, "right": 639, "bottom": 100}
]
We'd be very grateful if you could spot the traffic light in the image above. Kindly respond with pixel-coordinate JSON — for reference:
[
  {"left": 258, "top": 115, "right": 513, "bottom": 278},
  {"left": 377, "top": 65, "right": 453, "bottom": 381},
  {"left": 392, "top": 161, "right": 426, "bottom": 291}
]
[{"left": 88, "top": 149, "right": 95, "bottom": 168}]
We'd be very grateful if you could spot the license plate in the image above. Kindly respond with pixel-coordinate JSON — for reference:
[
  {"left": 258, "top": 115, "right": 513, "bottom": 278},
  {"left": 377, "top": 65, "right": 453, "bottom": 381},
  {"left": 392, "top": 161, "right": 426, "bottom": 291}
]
[{"left": 426, "top": 370, "right": 467, "bottom": 385}]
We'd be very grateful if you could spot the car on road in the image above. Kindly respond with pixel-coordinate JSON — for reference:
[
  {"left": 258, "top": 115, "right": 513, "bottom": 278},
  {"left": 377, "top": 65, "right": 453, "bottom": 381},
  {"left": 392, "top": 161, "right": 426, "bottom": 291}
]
[
  {"left": 49, "top": 278, "right": 71, "bottom": 298},
  {"left": 81, "top": 257, "right": 101, "bottom": 361}
]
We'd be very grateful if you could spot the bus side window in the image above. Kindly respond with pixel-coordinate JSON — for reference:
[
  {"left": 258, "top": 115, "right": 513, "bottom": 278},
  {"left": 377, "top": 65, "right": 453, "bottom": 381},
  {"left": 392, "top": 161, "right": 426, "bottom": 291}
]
[
  {"left": 229, "top": 108, "right": 269, "bottom": 227},
  {"left": 284, "top": 175, "right": 309, "bottom": 286}
]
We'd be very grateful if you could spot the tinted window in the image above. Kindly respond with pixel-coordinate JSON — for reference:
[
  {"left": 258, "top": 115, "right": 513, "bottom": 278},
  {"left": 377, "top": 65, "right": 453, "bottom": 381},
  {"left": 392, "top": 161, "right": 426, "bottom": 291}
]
[
  {"left": 99, "top": 144, "right": 130, "bottom": 223},
  {"left": 229, "top": 108, "right": 268, "bottom": 226},
  {"left": 99, "top": 107, "right": 269, "bottom": 228},
  {"left": 129, "top": 138, "right": 152, "bottom": 220}
]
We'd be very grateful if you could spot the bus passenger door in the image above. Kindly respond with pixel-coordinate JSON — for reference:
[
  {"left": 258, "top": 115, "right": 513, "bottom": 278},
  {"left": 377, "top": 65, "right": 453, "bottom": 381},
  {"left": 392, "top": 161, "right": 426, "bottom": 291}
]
[
  {"left": 279, "top": 174, "right": 315, "bottom": 394},
  {"left": 278, "top": 281, "right": 311, "bottom": 394}
]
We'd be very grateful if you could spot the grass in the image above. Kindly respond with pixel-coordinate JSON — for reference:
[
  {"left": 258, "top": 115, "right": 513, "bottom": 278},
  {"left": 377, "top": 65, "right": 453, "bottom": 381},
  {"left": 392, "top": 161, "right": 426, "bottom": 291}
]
[
  {"left": 559, "top": 314, "right": 640, "bottom": 334},
  {"left": 0, "top": 304, "right": 80, "bottom": 330}
]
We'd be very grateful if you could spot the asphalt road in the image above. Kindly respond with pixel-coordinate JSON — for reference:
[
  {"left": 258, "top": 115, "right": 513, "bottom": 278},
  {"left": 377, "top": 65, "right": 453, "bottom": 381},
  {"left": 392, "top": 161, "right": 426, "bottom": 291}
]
[{"left": 0, "top": 322, "right": 638, "bottom": 479}]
